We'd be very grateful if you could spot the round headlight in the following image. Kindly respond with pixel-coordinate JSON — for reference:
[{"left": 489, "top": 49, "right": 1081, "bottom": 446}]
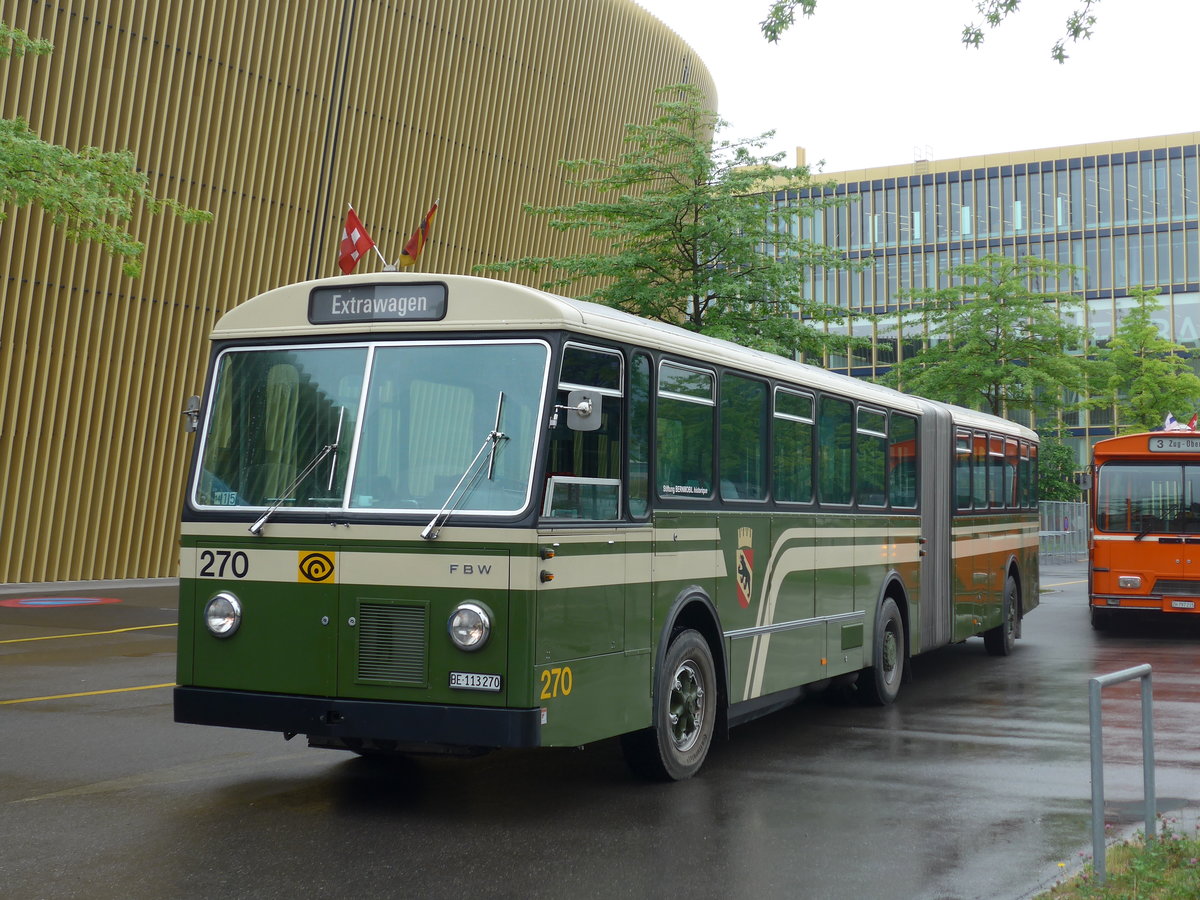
[
  {"left": 448, "top": 602, "right": 491, "bottom": 651},
  {"left": 204, "top": 592, "right": 242, "bottom": 638}
]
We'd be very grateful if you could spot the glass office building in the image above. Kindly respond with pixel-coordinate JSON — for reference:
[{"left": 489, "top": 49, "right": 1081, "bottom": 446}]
[{"left": 787, "top": 133, "right": 1200, "bottom": 465}]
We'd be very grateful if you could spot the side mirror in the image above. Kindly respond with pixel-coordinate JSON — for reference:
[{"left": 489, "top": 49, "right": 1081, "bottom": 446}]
[
  {"left": 182, "top": 395, "right": 201, "bottom": 433},
  {"left": 565, "top": 389, "right": 602, "bottom": 432}
]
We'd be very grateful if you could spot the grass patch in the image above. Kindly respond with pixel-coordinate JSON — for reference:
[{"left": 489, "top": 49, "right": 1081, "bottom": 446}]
[{"left": 1041, "top": 817, "right": 1200, "bottom": 898}]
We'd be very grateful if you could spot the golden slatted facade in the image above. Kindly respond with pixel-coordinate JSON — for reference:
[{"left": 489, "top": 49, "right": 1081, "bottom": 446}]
[{"left": 0, "top": 0, "right": 715, "bottom": 584}]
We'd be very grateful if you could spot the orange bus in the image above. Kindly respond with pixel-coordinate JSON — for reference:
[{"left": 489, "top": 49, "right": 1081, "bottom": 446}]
[{"left": 1089, "top": 431, "right": 1200, "bottom": 629}]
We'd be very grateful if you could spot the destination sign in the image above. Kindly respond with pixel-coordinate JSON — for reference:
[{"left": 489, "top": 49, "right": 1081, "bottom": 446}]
[
  {"left": 308, "top": 282, "right": 447, "bottom": 325},
  {"left": 1148, "top": 435, "right": 1200, "bottom": 453}
]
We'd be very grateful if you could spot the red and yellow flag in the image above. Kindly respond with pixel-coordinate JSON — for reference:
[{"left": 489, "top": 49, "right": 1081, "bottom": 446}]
[{"left": 399, "top": 201, "right": 438, "bottom": 267}]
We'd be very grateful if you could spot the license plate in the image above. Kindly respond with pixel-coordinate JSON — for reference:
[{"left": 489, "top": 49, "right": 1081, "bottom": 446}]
[
  {"left": 1169, "top": 599, "right": 1196, "bottom": 610},
  {"left": 449, "top": 671, "right": 502, "bottom": 692}
]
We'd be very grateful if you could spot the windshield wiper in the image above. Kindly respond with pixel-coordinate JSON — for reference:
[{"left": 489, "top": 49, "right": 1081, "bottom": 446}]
[
  {"left": 421, "top": 393, "right": 507, "bottom": 541},
  {"left": 1135, "top": 508, "right": 1179, "bottom": 541},
  {"left": 249, "top": 407, "right": 345, "bottom": 536}
]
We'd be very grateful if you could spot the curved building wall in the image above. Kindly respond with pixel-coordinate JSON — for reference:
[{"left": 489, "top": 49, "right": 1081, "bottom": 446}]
[{"left": 0, "top": 0, "right": 714, "bottom": 583}]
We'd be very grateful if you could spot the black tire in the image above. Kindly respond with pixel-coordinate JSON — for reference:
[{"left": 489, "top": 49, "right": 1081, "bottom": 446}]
[
  {"left": 620, "top": 629, "right": 717, "bottom": 781},
  {"left": 1091, "top": 607, "right": 1111, "bottom": 631},
  {"left": 858, "top": 598, "right": 904, "bottom": 706},
  {"left": 984, "top": 576, "right": 1019, "bottom": 657}
]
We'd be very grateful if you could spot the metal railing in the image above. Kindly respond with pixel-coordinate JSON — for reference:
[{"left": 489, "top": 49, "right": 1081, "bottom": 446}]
[
  {"left": 1089, "top": 664, "right": 1156, "bottom": 885},
  {"left": 1039, "top": 500, "right": 1088, "bottom": 561}
]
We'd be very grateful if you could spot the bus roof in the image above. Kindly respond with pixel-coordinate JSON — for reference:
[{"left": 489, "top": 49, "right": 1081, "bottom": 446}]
[
  {"left": 212, "top": 272, "right": 1037, "bottom": 441},
  {"left": 1093, "top": 430, "right": 1200, "bottom": 460}
]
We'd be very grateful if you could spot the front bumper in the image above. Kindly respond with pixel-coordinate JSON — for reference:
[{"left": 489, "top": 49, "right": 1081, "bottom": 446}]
[
  {"left": 1091, "top": 595, "right": 1200, "bottom": 613},
  {"left": 174, "top": 686, "right": 542, "bottom": 748}
]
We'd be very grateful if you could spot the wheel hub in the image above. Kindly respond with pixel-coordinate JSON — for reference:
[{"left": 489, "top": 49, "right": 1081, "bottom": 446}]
[
  {"left": 669, "top": 660, "right": 705, "bottom": 752},
  {"left": 882, "top": 628, "right": 898, "bottom": 673}
]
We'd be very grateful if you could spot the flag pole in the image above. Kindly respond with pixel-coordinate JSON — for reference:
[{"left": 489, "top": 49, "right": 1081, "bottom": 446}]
[
  {"left": 345, "top": 203, "right": 392, "bottom": 271},
  {"left": 355, "top": 204, "right": 390, "bottom": 269}
]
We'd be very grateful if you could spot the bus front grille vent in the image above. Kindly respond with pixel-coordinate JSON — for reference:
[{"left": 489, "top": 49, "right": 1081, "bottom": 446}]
[
  {"left": 357, "top": 603, "right": 427, "bottom": 684},
  {"left": 1153, "top": 579, "right": 1200, "bottom": 597}
]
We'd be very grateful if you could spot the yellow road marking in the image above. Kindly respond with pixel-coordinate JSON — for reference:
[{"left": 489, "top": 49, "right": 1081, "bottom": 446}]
[
  {"left": 0, "top": 622, "right": 176, "bottom": 644},
  {"left": 1, "top": 683, "right": 175, "bottom": 705},
  {"left": 1044, "top": 579, "right": 1086, "bottom": 588}
]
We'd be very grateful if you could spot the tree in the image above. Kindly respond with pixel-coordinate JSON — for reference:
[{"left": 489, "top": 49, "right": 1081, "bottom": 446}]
[
  {"left": 962, "top": 0, "right": 1099, "bottom": 63},
  {"left": 760, "top": 0, "right": 1099, "bottom": 63},
  {"left": 1088, "top": 286, "right": 1200, "bottom": 433},
  {"left": 475, "top": 84, "right": 855, "bottom": 358},
  {"left": 880, "top": 254, "right": 1088, "bottom": 418},
  {"left": 1, "top": 23, "right": 211, "bottom": 277},
  {"left": 1038, "top": 436, "right": 1082, "bottom": 501}
]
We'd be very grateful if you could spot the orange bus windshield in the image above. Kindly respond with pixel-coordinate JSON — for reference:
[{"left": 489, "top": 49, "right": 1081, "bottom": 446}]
[{"left": 1093, "top": 433, "right": 1200, "bottom": 534}]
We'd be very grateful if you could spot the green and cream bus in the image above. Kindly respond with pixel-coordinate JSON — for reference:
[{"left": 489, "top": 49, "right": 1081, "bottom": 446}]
[{"left": 174, "top": 273, "right": 1039, "bottom": 780}]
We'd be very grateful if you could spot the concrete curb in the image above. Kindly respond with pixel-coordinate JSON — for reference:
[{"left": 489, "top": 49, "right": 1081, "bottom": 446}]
[{"left": 0, "top": 577, "right": 178, "bottom": 597}]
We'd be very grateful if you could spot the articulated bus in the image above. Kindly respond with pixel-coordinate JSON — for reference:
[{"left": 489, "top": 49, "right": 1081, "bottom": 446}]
[
  {"left": 174, "top": 273, "right": 1039, "bottom": 780},
  {"left": 1089, "top": 431, "right": 1200, "bottom": 629}
]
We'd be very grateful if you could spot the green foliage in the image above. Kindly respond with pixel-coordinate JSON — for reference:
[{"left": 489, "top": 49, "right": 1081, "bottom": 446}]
[
  {"left": 880, "top": 254, "right": 1088, "bottom": 418},
  {"left": 1037, "top": 437, "right": 1082, "bottom": 501},
  {"left": 0, "top": 22, "right": 53, "bottom": 57},
  {"left": 760, "top": 0, "right": 818, "bottom": 42},
  {"left": 475, "top": 83, "right": 854, "bottom": 358},
  {"left": 964, "top": 0, "right": 1099, "bottom": 63},
  {"left": 1041, "top": 816, "right": 1200, "bottom": 899},
  {"left": 761, "top": 0, "right": 1098, "bottom": 62},
  {"left": 0, "top": 22, "right": 211, "bottom": 277},
  {"left": 1087, "top": 287, "right": 1200, "bottom": 434}
]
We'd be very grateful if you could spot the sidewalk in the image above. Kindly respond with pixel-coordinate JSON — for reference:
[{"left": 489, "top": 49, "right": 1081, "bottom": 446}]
[{"left": 0, "top": 577, "right": 177, "bottom": 597}]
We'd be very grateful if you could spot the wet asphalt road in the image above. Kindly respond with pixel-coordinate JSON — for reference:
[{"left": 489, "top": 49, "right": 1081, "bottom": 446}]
[{"left": 2, "top": 562, "right": 1198, "bottom": 900}]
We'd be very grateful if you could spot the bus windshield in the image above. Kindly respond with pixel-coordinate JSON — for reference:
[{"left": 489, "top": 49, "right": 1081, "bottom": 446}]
[
  {"left": 1095, "top": 462, "right": 1200, "bottom": 534},
  {"left": 194, "top": 341, "right": 550, "bottom": 514}
]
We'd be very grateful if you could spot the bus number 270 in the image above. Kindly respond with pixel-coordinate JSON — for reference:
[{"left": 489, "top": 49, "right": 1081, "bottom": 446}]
[
  {"left": 199, "top": 549, "right": 249, "bottom": 579},
  {"left": 539, "top": 666, "right": 573, "bottom": 700}
]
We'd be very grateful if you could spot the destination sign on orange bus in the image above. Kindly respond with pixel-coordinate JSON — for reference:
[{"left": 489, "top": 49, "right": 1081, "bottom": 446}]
[{"left": 1147, "top": 435, "right": 1200, "bottom": 453}]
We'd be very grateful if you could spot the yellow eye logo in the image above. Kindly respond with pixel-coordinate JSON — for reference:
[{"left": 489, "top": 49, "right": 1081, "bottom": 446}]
[{"left": 298, "top": 552, "right": 336, "bottom": 583}]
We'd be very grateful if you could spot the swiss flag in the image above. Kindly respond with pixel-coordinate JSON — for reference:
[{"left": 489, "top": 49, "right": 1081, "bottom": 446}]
[{"left": 338, "top": 207, "right": 375, "bottom": 275}]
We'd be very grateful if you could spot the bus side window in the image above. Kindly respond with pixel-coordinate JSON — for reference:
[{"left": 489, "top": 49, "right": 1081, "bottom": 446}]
[
  {"left": 818, "top": 395, "right": 853, "bottom": 505},
  {"left": 955, "top": 431, "right": 972, "bottom": 509},
  {"left": 1028, "top": 442, "right": 1039, "bottom": 507},
  {"left": 773, "top": 389, "right": 814, "bottom": 504},
  {"left": 889, "top": 413, "right": 918, "bottom": 508},
  {"left": 629, "top": 353, "right": 651, "bottom": 518},
  {"left": 657, "top": 362, "right": 714, "bottom": 500},
  {"left": 720, "top": 373, "right": 767, "bottom": 501},
  {"left": 989, "top": 435, "right": 1005, "bottom": 508},
  {"left": 1018, "top": 442, "right": 1032, "bottom": 509},
  {"left": 1005, "top": 438, "right": 1019, "bottom": 508},
  {"left": 972, "top": 432, "right": 989, "bottom": 509},
  {"left": 856, "top": 407, "right": 887, "bottom": 507},
  {"left": 545, "top": 344, "right": 624, "bottom": 520}
]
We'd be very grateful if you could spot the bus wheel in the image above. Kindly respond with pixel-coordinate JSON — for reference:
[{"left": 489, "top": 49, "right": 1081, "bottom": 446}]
[
  {"left": 859, "top": 598, "right": 904, "bottom": 706},
  {"left": 620, "top": 629, "right": 716, "bottom": 781},
  {"left": 984, "top": 576, "right": 1019, "bottom": 657},
  {"left": 1090, "top": 607, "right": 1111, "bottom": 631}
]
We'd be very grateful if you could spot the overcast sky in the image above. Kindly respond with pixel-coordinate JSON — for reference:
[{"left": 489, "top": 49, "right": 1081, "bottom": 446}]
[{"left": 634, "top": 0, "right": 1199, "bottom": 174}]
